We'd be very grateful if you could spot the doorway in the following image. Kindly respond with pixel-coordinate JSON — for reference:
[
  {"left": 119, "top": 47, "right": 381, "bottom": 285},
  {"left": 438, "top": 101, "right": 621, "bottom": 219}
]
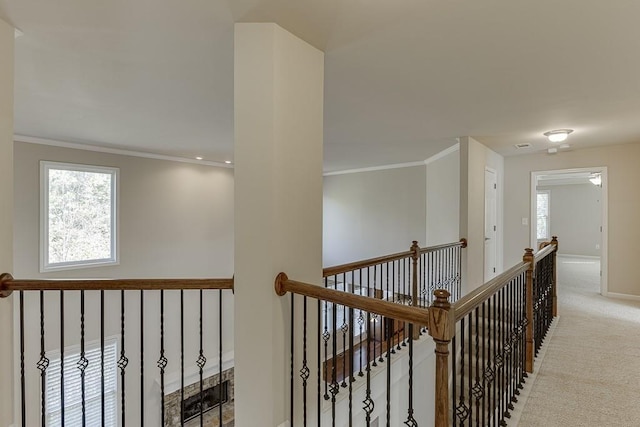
[{"left": 530, "top": 167, "right": 608, "bottom": 295}]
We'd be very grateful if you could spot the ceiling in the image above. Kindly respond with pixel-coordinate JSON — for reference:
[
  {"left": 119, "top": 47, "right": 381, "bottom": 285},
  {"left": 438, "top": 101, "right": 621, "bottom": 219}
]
[{"left": 2, "top": 0, "right": 640, "bottom": 172}]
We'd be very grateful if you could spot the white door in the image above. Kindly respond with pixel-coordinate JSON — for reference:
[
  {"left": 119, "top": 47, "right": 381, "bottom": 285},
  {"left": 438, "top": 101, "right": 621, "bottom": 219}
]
[{"left": 484, "top": 168, "right": 498, "bottom": 281}]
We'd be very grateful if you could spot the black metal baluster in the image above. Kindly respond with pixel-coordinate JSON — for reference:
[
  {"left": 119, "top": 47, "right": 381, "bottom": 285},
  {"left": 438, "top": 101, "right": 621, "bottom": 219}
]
[
  {"left": 348, "top": 281, "right": 354, "bottom": 427},
  {"left": 101, "top": 290, "right": 105, "bottom": 427},
  {"left": 393, "top": 261, "right": 399, "bottom": 353},
  {"left": 219, "top": 289, "right": 223, "bottom": 425},
  {"left": 60, "top": 290, "right": 65, "bottom": 426},
  {"left": 158, "top": 290, "right": 166, "bottom": 426},
  {"left": 119, "top": 290, "right": 128, "bottom": 427},
  {"left": 38, "top": 291, "right": 48, "bottom": 427},
  {"left": 330, "top": 295, "right": 338, "bottom": 426},
  {"left": 372, "top": 267, "right": 378, "bottom": 367},
  {"left": 290, "top": 292, "right": 294, "bottom": 427},
  {"left": 405, "top": 324, "right": 416, "bottom": 426},
  {"left": 140, "top": 290, "right": 144, "bottom": 427},
  {"left": 386, "top": 318, "right": 392, "bottom": 427},
  {"left": 499, "top": 288, "right": 506, "bottom": 427},
  {"left": 317, "top": 298, "right": 321, "bottom": 427},
  {"left": 19, "top": 291, "right": 25, "bottom": 427},
  {"left": 200, "top": 289, "right": 205, "bottom": 427},
  {"left": 79, "top": 290, "right": 87, "bottom": 427},
  {"left": 473, "top": 307, "right": 480, "bottom": 427},
  {"left": 455, "top": 317, "right": 468, "bottom": 425},
  {"left": 452, "top": 333, "right": 457, "bottom": 427},
  {"left": 402, "top": 259, "right": 407, "bottom": 347},
  {"left": 341, "top": 274, "right": 348, "bottom": 387},
  {"left": 363, "top": 309, "right": 373, "bottom": 427},
  {"left": 508, "top": 280, "right": 515, "bottom": 416},
  {"left": 359, "top": 269, "right": 366, "bottom": 374},
  {"left": 323, "top": 277, "right": 330, "bottom": 399},
  {"left": 481, "top": 301, "right": 487, "bottom": 427},
  {"left": 492, "top": 294, "right": 497, "bottom": 427},
  {"left": 467, "top": 311, "right": 472, "bottom": 427},
  {"left": 301, "top": 296, "right": 309, "bottom": 426},
  {"left": 377, "top": 266, "right": 384, "bottom": 363},
  {"left": 180, "top": 289, "right": 184, "bottom": 426}
]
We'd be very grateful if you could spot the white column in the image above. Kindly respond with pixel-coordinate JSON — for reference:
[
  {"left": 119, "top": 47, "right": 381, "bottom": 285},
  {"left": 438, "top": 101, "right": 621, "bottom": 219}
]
[
  {"left": 0, "top": 18, "right": 14, "bottom": 427},
  {"left": 234, "top": 23, "right": 324, "bottom": 427}
]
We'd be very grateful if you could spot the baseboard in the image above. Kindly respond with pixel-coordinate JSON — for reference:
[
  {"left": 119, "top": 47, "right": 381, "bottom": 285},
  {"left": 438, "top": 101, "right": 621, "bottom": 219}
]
[
  {"left": 604, "top": 292, "right": 640, "bottom": 302},
  {"left": 557, "top": 254, "right": 600, "bottom": 260}
]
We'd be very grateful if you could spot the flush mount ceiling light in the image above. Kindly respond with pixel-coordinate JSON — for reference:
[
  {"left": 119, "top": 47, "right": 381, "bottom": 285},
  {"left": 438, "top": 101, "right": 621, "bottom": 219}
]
[{"left": 544, "top": 129, "right": 573, "bottom": 143}]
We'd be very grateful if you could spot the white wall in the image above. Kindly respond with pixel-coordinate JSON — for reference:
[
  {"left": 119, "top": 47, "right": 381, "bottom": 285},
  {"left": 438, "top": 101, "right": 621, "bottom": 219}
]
[
  {"left": 538, "top": 184, "right": 601, "bottom": 257},
  {"left": 13, "top": 142, "right": 235, "bottom": 426},
  {"left": 323, "top": 166, "right": 427, "bottom": 267},
  {"left": 459, "top": 137, "right": 504, "bottom": 293},
  {"left": 504, "top": 142, "right": 640, "bottom": 297},
  {"left": 425, "top": 147, "right": 460, "bottom": 246},
  {"left": 0, "top": 17, "right": 14, "bottom": 427}
]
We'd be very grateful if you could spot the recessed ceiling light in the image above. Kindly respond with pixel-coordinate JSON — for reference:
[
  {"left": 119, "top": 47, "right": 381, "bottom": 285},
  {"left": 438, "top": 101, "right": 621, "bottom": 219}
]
[
  {"left": 195, "top": 156, "right": 203, "bottom": 160},
  {"left": 544, "top": 129, "right": 573, "bottom": 143},
  {"left": 224, "top": 160, "right": 232, "bottom": 164}
]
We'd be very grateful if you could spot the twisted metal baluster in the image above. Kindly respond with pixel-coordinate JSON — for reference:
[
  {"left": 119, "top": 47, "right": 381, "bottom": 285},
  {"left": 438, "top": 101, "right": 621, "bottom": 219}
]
[
  {"left": 119, "top": 290, "right": 128, "bottom": 427},
  {"left": 199, "top": 289, "right": 206, "bottom": 427},
  {"left": 79, "top": 290, "right": 88, "bottom": 427},
  {"left": 404, "top": 324, "right": 417, "bottom": 427},
  {"left": 301, "top": 297, "right": 309, "bottom": 426},
  {"left": 38, "top": 291, "right": 49, "bottom": 427},
  {"left": 158, "top": 290, "right": 167, "bottom": 425}
]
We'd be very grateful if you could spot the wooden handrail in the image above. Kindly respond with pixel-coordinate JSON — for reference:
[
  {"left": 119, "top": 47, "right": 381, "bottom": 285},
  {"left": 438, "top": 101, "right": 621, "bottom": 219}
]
[
  {"left": 534, "top": 243, "right": 556, "bottom": 263},
  {"left": 419, "top": 238, "right": 467, "bottom": 255},
  {"left": 452, "top": 262, "right": 529, "bottom": 322},
  {"left": 0, "top": 273, "right": 234, "bottom": 298},
  {"left": 322, "top": 238, "right": 467, "bottom": 277},
  {"left": 275, "top": 272, "right": 430, "bottom": 326},
  {"left": 322, "top": 250, "right": 414, "bottom": 277}
]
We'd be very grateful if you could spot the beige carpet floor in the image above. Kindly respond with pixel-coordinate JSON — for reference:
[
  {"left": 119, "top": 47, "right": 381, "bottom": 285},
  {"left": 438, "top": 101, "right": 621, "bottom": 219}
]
[{"left": 515, "top": 256, "right": 640, "bottom": 427}]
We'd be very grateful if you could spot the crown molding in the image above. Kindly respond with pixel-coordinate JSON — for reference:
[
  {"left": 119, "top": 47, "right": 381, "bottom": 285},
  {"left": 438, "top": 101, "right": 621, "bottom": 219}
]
[
  {"left": 14, "top": 135, "right": 233, "bottom": 169},
  {"left": 323, "top": 160, "right": 426, "bottom": 176},
  {"left": 423, "top": 143, "right": 460, "bottom": 165},
  {"left": 323, "top": 143, "right": 461, "bottom": 176}
]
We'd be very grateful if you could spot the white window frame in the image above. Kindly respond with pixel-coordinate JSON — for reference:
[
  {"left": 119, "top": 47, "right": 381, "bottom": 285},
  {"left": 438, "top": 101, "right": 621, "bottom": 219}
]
[
  {"left": 536, "top": 190, "right": 551, "bottom": 241},
  {"left": 40, "top": 161, "right": 119, "bottom": 272},
  {"left": 44, "top": 337, "right": 119, "bottom": 427}
]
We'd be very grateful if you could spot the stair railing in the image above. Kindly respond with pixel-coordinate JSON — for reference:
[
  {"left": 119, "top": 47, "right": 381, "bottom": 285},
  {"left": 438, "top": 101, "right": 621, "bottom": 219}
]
[
  {"left": 276, "top": 239, "right": 466, "bottom": 426},
  {"left": 430, "top": 237, "right": 558, "bottom": 427},
  {"left": 0, "top": 274, "right": 234, "bottom": 427}
]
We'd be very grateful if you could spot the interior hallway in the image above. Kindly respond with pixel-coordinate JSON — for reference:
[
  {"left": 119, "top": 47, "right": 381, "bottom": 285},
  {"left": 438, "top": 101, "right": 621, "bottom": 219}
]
[{"left": 516, "top": 256, "right": 640, "bottom": 426}]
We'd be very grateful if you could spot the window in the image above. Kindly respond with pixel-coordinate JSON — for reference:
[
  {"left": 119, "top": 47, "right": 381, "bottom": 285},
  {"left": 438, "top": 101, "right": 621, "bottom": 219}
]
[
  {"left": 41, "top": 161, "right": 118, "bottom": 272},
  {"left": 45, "top": 338, "right": 118, "bottom": 426},
  {"left": 536, "top": 190, "right": 550, "bottom": 240}
]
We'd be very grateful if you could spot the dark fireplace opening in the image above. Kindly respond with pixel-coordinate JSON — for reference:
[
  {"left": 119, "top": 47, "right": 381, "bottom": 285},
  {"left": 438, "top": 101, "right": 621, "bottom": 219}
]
[{"left": 182, "top": 381, "right": 229, "bottom": 423}]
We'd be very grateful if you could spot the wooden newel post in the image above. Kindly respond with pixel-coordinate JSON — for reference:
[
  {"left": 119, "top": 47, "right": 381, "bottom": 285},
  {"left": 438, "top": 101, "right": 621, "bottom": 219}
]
[
  {"left": 429, "top": 289, "right": 453, "bottom": 427},
  {"left": 551, "top": 236, "right": 558, "bottom": 317},
  {"left": 523, "top": 248, "right": 535, "bottom": 373},
  {"left": 411, "top": 240, "right": 421, "bottom": 340}
]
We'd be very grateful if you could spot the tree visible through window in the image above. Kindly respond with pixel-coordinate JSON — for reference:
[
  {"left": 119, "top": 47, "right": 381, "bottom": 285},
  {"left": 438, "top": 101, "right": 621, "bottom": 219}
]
[
  {"left": 41, "top": 161, "right": 118, "bottom": 271},
  {"left": 536, "top": 190, "right": 550, "bottom": 240}
]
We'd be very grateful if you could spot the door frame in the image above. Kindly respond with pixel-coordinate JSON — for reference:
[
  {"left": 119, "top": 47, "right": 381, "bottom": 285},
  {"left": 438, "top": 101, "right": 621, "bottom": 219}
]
[
  {"left": 484, "top": 167, "right": 498, "bottom": 281},
  {"left": 530, "top": 167, "right": 608, "bottom": 296}
]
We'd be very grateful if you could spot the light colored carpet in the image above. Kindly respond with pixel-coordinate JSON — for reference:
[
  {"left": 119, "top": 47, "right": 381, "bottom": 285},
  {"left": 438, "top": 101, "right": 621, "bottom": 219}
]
[{"left": 516, "top": 256, "right": 640, "bottom": 427}]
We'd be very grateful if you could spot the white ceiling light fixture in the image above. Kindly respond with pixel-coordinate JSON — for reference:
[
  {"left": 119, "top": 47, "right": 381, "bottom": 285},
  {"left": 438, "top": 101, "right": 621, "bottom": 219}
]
[{"left": 544, "top": 129, "right": 573, "bottom": 143}]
